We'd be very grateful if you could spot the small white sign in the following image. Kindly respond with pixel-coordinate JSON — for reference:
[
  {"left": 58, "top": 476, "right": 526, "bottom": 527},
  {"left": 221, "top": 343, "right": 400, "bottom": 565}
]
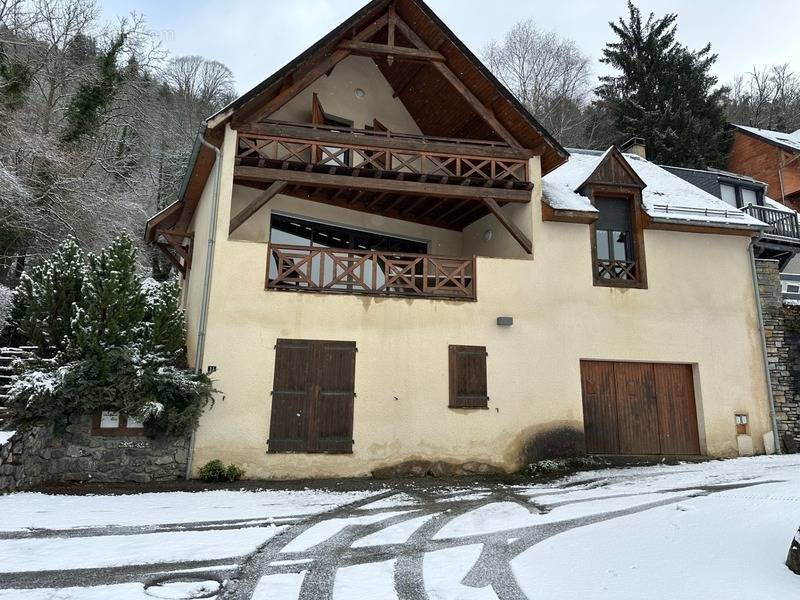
[
  {"left": 126, "top": 415, "right": 144, "bottom": 429},
  {"left": 100, "top": 411, "right": 120, "bottom": 428}
]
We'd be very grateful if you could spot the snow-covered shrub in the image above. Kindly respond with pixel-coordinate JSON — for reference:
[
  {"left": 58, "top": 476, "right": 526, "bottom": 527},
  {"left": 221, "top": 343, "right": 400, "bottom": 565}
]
[{"left": 8, "top": 234, "right": 214, "bottom": 436}]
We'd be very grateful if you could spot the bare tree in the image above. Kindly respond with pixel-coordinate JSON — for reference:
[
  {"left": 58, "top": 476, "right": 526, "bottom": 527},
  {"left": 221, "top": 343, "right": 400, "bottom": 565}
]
[
  {"left": 484, "top": 20, "right": 593, "bottom": 147},
  {"left": 727, "top": 64, "right": 800, "bottom": 133}
]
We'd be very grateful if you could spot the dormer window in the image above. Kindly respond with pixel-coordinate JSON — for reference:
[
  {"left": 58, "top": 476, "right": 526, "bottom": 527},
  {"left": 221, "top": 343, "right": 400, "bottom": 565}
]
[
  {"left": 595, "top": 197, "right": 635, "bottom": 281},
  {"left": 591, "top": 194, "right": 645, "bottom": 287}
]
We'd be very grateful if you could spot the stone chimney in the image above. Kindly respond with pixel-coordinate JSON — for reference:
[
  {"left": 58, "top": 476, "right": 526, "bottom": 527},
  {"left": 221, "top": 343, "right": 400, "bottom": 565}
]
[{"left": 621, "top": 137, "right": 647, "bottom": 159}]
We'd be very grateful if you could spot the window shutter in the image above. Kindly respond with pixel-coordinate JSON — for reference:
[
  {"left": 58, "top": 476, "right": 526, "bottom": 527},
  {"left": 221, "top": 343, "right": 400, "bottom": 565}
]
[
  {"left": 268, "top": 339, "right": 314, "bottom": 452},
  {"left": 449, "top": 345, "right": 488, "bottom": 408},
  {"left": 312, "top": 341, "right": 356, "bottom": 453}
]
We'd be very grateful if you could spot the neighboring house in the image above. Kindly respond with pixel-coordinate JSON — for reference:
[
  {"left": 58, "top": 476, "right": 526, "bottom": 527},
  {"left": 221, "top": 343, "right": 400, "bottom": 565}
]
[
  {"left": 664, "top": 164, "right": 800, "bottom": 272},
  {"left": 145, "top": 0, "right": 775, "bottom": 479},
  {"left": 728, "top": 124, "right": 800, "bottom": 209}
]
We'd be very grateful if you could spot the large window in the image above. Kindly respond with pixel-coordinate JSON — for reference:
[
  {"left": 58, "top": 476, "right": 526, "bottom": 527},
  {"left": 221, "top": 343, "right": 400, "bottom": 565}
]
[
  {"left": 593, "top": 196, "right": 640, "bottom": 284},
  {"left": 268, "top": 214, "right": 429, "bottom": 291}
]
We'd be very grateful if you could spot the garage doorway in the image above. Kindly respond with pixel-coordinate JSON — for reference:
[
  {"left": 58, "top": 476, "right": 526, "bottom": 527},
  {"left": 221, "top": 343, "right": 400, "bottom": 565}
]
[{"left": 580, "top": 360, "right": 701, "bottom": 456}]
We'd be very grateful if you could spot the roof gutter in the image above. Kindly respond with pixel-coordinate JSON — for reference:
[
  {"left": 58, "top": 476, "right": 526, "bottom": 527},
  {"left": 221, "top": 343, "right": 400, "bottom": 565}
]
[
  {"left": 749, "top": 236, "right": 782, "bottom": 454},
  {"left": 646, "top": 215, "right": 765, "bottom": 232}
]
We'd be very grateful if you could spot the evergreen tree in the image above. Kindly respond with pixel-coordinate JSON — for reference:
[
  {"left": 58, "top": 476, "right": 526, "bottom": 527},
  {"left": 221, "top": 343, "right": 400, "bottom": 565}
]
[
  {"left": 72, "top": 233, "right": 145, "bottom": 353},
  {"left": 141, "top": 279, "right": 185, "bottom": 361},
  {"left": 593, "top": 2, "right": 729, "bottom": 168},
  {"left": 1, "top": 238, "right": 84, "bottom": 353}
]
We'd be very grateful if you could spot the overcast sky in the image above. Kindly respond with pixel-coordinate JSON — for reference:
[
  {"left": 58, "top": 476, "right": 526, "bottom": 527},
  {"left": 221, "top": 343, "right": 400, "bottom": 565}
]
[{"left": 101, "top": 0, "right": 798, "bottom": 96}]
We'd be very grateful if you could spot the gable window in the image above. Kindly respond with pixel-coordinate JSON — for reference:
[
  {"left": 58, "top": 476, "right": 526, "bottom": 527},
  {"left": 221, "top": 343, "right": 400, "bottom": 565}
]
[{"left": 448, "top": 345, "right": 488, "bottom": 409}]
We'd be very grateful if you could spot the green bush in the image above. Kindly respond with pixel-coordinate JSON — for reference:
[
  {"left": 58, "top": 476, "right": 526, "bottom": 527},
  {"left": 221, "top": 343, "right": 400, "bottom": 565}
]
[{"left": 199, "top": 459, "right": 246, "bottom": 482}]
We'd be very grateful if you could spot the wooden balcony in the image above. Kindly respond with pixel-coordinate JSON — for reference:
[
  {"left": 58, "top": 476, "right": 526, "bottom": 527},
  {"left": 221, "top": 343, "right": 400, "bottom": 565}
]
[
  {"left": 266, "top": 243, "right": 476, "bottom": 301},
  {"left": 742, "top": 204, "right": 800, "bottom": 241},
  {"left": 232, "top": 121, "right": 534, "bottom": 236},
  {"left": 237, "top": 121, "right": 529, "bottom": 183}
]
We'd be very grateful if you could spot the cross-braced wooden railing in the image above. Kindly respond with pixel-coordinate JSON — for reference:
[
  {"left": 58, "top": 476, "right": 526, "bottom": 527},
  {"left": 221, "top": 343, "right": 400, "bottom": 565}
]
[
  {"left": 596, "top": 259, "right": 638, "bottom": 282},
  {"left": 237, "top": 132, "right": 528, "bottom": 184},
  {"left": 266, "top": 244, "right": 476, "bottom": 301}
]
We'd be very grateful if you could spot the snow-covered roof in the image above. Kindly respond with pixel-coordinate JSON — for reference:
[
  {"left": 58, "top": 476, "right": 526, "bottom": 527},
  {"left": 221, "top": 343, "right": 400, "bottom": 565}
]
[
  {"left": 542, "top": 148, "right": 766, "bottom": 230},
  {"left": 731, "top": 123, "right": 800, "bottom": 153}
]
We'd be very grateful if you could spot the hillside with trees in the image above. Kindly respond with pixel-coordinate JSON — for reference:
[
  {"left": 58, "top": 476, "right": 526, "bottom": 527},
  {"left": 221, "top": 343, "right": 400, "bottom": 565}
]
[{"left": 0, "top": 0, "right": 235, "bottom": 295}]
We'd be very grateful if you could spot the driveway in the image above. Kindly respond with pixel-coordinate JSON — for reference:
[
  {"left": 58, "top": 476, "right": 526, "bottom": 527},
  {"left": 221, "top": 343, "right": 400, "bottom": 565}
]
[{"left": 0, "top": 455, "right": 799, "bottom": 599}]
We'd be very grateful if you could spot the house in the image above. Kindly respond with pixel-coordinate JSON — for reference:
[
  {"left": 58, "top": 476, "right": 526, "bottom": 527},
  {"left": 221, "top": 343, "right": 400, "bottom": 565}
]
[
  {"left": 663, "top": 164, "right": 800, "bottom": 271},
  {"left": 145, "top": 0, "right": 776, "bottom": 479},
  {"left": 728, "top": 124, "right": 800, "bottom": 210}
]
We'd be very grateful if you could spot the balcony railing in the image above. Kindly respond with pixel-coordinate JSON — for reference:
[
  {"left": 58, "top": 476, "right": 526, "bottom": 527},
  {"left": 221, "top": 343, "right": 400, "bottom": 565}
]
[
  {"left": 742, "top": 204, "right": 800, "bottom": 240},
  {"left": 237, "top": 121, "right": 529, "bottom": 185},
  {"left": 266, "top": 243, "right": 476, "bottom": 301}
]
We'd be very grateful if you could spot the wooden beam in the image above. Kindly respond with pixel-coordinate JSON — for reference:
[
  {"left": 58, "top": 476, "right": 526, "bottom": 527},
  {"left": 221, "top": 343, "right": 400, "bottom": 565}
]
[
  {"left": 392, "top": 17, "right": 524, "bottom": 151},
  {"left": 387, "top": 2, "right": 396, "bottom": 66},
  {"left": 234, "top": 166, "right": 533, "bottom": 203},
  {"left": 229, "top": 180, "right": 288, "bottom": 234},
  {"left": 338, "top": 40, "right": 445, "bottom": 62},
  {"left": 238, "top": 15, "right": 388, "bottom": 125},
  {"left": 482, "top": 197, "right": 533, "bottom": 254}
]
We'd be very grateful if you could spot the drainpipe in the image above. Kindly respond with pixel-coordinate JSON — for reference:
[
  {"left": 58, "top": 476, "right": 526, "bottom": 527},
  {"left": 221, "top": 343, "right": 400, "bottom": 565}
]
[
  {"left": 185, "top": 131, "right": 222, "bottom": 480},
  {"left": 749, "top": 235, "right": 782, "bottom": 454}
]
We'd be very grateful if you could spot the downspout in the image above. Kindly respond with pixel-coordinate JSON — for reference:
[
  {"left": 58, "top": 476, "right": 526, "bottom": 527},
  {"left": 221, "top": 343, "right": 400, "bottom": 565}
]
[
  {"left": 749, "top": 235, "right": 782, "bottom": 454},
  {"left": 186, "top": 130, "right": 223, "bottom": 480}
]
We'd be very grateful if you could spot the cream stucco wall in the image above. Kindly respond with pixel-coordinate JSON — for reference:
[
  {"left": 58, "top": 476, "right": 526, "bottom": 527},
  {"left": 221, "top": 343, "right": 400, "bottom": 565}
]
[{"left": 179, "top": 125, "right": 772, "bottom": 480}]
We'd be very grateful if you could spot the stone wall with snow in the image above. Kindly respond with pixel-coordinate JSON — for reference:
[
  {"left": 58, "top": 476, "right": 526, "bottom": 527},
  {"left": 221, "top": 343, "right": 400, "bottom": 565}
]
[{"left": 0, "top": 414, "right": 189, "bottom": 491}]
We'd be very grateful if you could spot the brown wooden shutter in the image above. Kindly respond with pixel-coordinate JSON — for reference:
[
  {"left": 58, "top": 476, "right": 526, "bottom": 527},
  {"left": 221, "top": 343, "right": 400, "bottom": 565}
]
[
  {"left": 268, "top": 339, "right": 314, "bottom": 452},
  {"left": 449, "top": 345, "right": 488, "bottom": 408},
  {"left": 311, "top": 341, "right": 356, "bottom": 453}
]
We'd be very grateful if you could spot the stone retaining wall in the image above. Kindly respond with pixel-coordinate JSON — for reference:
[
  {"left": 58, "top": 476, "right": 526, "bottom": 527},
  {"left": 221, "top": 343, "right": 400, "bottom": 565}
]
[
  {"left": 756, "top": 259, "right": 800, "bottom": 451},
  {"left": 0, "top": 414, "right": 189, "bottom": 491}
]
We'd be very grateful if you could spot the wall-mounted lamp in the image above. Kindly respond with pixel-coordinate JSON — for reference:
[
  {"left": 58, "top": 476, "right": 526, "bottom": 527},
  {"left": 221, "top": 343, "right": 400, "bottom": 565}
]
[
  {"left": 354, "top": 88, "right": 366, "bottom": 98},
  {"left": 496, "top": 316, "right": 513, "bottom": 327},
  {"left": 483, "top": 229, "right": 494, "bottom": 242}
]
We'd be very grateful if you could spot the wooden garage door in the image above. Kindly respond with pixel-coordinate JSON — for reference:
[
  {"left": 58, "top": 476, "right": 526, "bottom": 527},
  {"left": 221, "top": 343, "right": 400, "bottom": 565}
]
[
  {"left": 268, "top": 339, "right": 356, "bottom": 454},
  {"left": 580, "top": 361, "right": 700, "bottom": 455}
]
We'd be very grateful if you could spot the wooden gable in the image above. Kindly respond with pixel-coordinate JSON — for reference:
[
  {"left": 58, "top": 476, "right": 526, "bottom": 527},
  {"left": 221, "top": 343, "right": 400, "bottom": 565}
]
[
  {"left": 578, "top": 147, "right": 646, "bottom": 192},
  {"left": 147, "top": 0, "right": 565, "bottom": 245},
  {"left": 212, "top": 0, "right": 566, "bottom": 169}
]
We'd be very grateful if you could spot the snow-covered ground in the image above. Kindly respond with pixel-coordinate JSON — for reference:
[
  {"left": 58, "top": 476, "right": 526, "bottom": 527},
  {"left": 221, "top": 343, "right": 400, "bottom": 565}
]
[{"left": 1, "top": 456, "right": 799, "bottom": 599}]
